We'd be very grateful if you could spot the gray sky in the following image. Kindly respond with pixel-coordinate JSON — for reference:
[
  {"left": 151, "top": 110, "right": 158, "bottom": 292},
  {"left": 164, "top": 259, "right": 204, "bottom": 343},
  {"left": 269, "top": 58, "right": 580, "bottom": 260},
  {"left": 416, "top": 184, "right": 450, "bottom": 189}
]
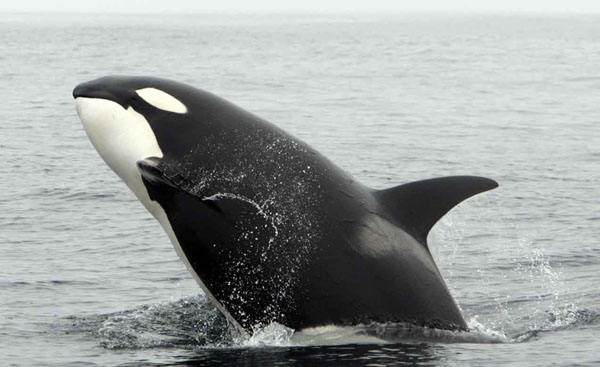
[{"left": 3, "top": 0, "right": 600, "bottom": 13}]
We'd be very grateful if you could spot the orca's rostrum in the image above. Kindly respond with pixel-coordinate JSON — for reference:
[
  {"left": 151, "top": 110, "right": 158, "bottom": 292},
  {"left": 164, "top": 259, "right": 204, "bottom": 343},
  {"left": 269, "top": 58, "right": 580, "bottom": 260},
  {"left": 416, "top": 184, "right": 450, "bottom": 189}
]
[{"left": 73, "top": 76, "right": 498, "bottom": 334}]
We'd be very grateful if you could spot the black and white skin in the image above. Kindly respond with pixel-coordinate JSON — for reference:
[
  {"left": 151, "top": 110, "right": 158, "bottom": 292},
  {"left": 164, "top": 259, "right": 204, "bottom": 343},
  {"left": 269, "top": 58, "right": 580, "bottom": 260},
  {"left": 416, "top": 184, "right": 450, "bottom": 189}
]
[{"left": 73, "top": 76, "right": 498, "bottom": 335}]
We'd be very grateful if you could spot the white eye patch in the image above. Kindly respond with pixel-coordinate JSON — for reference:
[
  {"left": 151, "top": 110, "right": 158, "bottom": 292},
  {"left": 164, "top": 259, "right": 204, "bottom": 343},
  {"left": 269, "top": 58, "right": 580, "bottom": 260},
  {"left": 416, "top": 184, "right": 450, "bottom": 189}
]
[{"left": 136, "top": 87, "right": 187, "bottom": 114}]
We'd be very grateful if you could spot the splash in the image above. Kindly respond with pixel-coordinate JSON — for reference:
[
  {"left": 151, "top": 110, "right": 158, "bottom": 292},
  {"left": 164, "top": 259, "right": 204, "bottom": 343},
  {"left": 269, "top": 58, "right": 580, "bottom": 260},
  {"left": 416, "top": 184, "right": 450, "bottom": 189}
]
[
  {"left": 64, "top": 296, "right": 233, "bottom": 349},
  {"left": 242, "top": 322, "right": 295, "bottom": 347},
  {"left": 511, "top": 305, "right": 600, "bottom": 343},
  {"left": 429, "top": 194, "right": 595, "bottom": 343},
  {"left": 63, "top": 293, "right": 600, "bottom": 350}
]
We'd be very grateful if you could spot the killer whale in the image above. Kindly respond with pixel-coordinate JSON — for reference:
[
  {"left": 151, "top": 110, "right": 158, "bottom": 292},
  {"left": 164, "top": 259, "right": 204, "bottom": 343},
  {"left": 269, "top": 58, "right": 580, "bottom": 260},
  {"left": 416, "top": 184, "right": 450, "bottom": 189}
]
[{"left": 73, "top": 76, "right": 498, "bottom": 333}]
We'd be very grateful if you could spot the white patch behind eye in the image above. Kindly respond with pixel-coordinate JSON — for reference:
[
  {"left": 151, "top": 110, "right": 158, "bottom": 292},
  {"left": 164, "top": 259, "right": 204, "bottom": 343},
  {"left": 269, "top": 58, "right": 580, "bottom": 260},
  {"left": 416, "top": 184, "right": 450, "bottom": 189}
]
[{"left": 136, "top": 87, "right": 187, "bottom": 114}]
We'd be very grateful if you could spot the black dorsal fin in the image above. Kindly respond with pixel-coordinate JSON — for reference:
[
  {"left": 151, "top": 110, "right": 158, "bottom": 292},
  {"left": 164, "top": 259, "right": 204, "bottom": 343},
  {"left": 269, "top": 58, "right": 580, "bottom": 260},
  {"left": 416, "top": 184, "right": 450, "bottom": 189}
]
[{"left": 374, "top": 176, "right": 498, "bottom": 245}]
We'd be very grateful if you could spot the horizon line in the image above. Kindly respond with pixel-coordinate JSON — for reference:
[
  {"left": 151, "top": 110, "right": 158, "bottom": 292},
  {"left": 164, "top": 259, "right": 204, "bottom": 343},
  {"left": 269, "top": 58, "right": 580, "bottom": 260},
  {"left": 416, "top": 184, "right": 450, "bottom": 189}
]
[{"left": 2, "top": 9, "right": 600, "bottom": 15}]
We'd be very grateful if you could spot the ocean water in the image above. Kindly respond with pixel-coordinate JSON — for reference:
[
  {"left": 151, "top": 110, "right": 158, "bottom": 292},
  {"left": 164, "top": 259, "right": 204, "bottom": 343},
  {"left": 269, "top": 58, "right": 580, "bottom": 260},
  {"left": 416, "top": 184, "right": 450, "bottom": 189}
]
[{"left": 1, "top": 12, "right": 599, "bottom": 366}]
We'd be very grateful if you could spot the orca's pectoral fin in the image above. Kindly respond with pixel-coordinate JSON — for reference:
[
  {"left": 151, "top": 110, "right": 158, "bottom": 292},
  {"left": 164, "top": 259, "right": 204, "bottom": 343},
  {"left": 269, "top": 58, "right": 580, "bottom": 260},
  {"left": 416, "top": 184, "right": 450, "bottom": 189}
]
[
  {"left": 374, "top": 176, "right": 498, "bottom": 245},
  {"left": 137, "top": 157, "right": 256, "bottom": 216},
  {"left": 138, "top": 157, "right": 229, "bottom": 234},
  {"left": 137, "top": 157, "right": 275, "bottom": 251},
  {"left": 137, "top": 157, "right": 190, "bottom": 200}
]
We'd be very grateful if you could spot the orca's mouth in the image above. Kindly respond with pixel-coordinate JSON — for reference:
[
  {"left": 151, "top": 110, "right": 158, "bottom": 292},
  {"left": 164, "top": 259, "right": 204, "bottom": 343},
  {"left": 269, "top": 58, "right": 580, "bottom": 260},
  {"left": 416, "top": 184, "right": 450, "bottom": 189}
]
[{"left": 72, "top": 81, "right": 130, "bottom": 109}]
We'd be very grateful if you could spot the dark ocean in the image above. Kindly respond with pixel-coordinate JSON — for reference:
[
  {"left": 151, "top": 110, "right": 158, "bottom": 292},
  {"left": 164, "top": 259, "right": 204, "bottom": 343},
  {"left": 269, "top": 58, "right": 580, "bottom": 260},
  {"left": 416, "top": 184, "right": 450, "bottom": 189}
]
[{"left": 1, "top": 12, "right": 599, "bottom": 366}]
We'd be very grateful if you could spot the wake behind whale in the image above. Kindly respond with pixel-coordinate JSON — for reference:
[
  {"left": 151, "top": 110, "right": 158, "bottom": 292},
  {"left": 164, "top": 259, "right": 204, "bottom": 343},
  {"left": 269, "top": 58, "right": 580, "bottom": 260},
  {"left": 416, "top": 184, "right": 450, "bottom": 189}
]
[{"left": 73, "top": 76, "right": 498, "bottom": 335}]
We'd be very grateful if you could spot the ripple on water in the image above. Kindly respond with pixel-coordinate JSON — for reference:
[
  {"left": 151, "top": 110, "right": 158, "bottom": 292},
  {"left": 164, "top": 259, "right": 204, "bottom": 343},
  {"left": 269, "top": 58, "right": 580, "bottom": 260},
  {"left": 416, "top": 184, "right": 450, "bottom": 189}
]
[{"left": 60, "top": 295, "right": 600, "bottom": 351}]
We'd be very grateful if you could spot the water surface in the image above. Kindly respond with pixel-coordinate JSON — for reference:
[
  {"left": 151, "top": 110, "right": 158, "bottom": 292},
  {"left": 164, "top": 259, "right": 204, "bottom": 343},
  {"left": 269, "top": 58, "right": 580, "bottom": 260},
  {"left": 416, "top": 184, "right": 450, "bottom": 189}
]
[{"left": 1, "top": 12, "right": 599, "bottom": 366}]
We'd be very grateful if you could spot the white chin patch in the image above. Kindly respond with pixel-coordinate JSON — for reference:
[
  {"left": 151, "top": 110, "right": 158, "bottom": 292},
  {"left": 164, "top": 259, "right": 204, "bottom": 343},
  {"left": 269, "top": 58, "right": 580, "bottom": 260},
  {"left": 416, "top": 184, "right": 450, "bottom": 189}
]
[
  {"left": 136, "top": 88, "right": 187, "bottom": 114},
  {"left": 75, "top": 97, "right": 164, "bottom": 213}
]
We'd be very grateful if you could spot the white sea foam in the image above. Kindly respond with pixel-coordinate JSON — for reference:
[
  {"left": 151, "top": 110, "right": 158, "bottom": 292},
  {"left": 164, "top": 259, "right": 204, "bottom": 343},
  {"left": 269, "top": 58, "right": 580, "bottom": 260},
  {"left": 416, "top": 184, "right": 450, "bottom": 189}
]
[{"left": 242, "top": 322, "right": 295, "bottom": 347}]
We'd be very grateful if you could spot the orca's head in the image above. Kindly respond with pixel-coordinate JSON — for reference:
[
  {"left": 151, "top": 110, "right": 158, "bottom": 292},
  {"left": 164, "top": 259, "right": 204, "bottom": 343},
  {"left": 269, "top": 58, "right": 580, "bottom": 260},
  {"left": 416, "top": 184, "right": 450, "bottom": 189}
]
[{"left": 73, "top": 76, "right": 190, "bottom": 211}]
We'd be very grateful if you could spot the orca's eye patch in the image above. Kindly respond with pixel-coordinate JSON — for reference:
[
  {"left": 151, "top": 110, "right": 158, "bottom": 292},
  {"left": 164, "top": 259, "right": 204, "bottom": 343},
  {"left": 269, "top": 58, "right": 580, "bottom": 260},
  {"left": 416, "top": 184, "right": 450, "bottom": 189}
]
[{"left": 135, "top": 88, "right": 188, "bottom": 114}]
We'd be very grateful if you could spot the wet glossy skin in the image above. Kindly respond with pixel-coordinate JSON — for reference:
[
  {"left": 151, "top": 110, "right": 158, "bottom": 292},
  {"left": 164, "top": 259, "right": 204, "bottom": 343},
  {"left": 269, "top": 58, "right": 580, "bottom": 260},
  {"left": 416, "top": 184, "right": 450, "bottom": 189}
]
[{"left": 74, "top": 76, "right": 497, "bottom": 332}]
